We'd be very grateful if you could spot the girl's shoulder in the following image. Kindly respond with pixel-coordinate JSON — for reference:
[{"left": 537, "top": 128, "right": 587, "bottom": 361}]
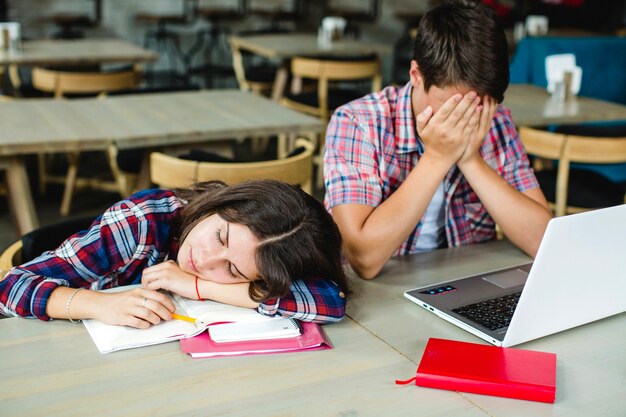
[{"left": 102, "top": 189, "right": 184, "bottom": 225}]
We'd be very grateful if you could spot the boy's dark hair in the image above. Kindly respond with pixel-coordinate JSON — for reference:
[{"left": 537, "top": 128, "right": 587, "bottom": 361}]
[
  {"left": 413, "top": 0, "right": 510, "bottom": 102},
  {"left": 176, "top": 180, "right": 349, "bottom": 303}
]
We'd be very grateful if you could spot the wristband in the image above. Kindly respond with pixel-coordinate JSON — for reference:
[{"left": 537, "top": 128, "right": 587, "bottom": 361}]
[
  {"left": 66, "top": 287, "right": 85, "bottom": 324},
  {"left": 195, "top": 276, "right": 205, "bottom": 301}
]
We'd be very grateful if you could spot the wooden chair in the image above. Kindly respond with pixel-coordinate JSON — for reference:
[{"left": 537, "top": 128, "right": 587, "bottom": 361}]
[
  {"left": 230, "top": 39, "right": 276, "bottom": 97},
  {"left": 0, "top": 216, "right": 95, "bottom": 278},
  {"left": 519, "top": 127, "right": 626, "bottom": 217},
  {"left": 280, "top": 55, "right": 382, "bottom": 188},
  {"left": 31, "top": 67, "right": 141, "bottom": 216},
  {"left": 150, "top": 137, "right": 315, "bottom": 194}
]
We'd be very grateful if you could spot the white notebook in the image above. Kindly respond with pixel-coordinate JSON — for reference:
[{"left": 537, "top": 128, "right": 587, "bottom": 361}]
[
  {"left": 209, "top": 318, "right": 301, "bottom": 343},
  {"left": 83, "top": 285, "right": 292, "bottom": 354}
]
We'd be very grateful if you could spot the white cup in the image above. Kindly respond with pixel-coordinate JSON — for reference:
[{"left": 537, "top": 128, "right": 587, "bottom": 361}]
[
  {"left": 525, "top": 15, "right": 548, "bottom": 37},
  {"left": 322, "top": 16, "right": 347, "bottom": 42},
  {"left": 0, "top": 22, "right": 21, "bottom": 51}
]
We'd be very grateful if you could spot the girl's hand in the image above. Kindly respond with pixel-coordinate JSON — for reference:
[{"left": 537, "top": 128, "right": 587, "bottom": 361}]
[
  {"left": 142, "top": 260, "right": 197, "bottom": 299},
  {"left": 93, "top": 288, "right": 175, "bottom": 329}
]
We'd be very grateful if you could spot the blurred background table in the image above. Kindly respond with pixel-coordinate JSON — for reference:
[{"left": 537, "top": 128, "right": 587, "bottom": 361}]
[{"left": 0, "top": 90, "right": 322, "bottom": 235}]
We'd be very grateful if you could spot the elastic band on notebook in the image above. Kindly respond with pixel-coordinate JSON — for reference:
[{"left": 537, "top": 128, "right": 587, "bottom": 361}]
[{"left": 395, "top": 376, "right": 417, "bottom": 385}]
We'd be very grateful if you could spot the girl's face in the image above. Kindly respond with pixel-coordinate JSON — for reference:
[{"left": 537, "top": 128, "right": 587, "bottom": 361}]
[{"left": 177, "top": 214, "right": 260, "bottom": 284}]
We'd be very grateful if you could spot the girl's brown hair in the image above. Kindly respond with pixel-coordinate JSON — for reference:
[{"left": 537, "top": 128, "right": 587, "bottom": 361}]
[{"left": 175, "top": 180, "right": 349, "bottom": 302}]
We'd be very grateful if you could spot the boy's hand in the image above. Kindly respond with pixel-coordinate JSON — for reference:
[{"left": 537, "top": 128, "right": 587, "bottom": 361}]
[
  {"left": 416, "top": 91, "right": 481, "bottom": 167},
  {"left": 142, "top": 260, "right": 197, "bottom": 300},
  {"left": 458, "top": 96, "right": 497, "bottom": 167}
]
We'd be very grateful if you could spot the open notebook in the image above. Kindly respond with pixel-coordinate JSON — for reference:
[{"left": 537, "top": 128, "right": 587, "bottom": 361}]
[{"left": 83, "top": 285, "right": 297, "bottom": 353}]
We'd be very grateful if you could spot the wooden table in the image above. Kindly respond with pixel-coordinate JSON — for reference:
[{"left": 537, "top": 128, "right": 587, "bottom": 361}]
[
  {"left": 0, "top": 90, "right": 322, "bottom": 235},
  {"left": 0, "top": 38, "right": 157, "bottom": 67},
  {"left": 2, "top": 240, "right": 624, "bottom": 416},
  {"left": 0, "top": 38, "right": 158, "bottom": 93},
  {"left": 504, "top": 84, "right": 626, "bottom": 126},
  {"left": 229, "top": 33, "right": 391, "bottom": 101}
]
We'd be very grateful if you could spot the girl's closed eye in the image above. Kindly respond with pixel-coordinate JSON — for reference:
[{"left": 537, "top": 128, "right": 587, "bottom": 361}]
[
  {"left": 215, "top": 228, "right": 223, "bottom": 245},
  {"left": 226, "top": 262, "right": 237, "bottom": 279}
]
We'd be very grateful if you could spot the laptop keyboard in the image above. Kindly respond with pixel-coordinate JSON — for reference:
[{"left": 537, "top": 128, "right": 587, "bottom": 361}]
[{"left": 452, "top": 291, "right": 522, "bottom": 331}]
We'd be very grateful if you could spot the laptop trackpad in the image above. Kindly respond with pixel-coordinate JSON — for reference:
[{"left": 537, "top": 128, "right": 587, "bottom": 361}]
[{"left": 482, "top": 269, "right": 528, "bottom": 289}]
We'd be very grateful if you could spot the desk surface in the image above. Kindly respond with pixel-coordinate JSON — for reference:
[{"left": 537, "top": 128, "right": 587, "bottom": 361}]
[
  {"left": 0, "top": 38, "right": 157, "bottom": 66},
  {"left": 0, "top": 89, "right": 322, "bottom": 155},
  {"left": 346, "top": 239, "right": 626, "bottom": 417},
  {"left": 2, "top": 240, "right": 624, "bottom": 416},
  {"left": 0, "top": 316, "right": 485, "bottom": 417},
  {"left": 230, "top": 33, "right": 392, "bottom": 59},
  {"left": 504, "top": 84, "right": 626, "bottom": 126}
]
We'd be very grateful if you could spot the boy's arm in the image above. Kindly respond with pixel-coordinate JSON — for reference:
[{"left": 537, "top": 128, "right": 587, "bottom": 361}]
[
  {"left": 457, "top": 98, "right": 552, "bottom": 257},
  {"left": 330, "top": 93, "right": 482, "bottom": 279},
  {"left": 332, "top": 153, "right": 449, "bottom": 279}
]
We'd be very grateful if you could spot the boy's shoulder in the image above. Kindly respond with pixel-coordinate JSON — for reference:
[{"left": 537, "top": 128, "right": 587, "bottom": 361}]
[{"left": 337, "top": 84, "right": 407, "bottom": 121}]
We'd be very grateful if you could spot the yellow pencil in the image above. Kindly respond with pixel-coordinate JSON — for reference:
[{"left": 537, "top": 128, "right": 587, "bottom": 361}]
[{"left": 171, "top": 313, "right": 197, "bottom": 323}]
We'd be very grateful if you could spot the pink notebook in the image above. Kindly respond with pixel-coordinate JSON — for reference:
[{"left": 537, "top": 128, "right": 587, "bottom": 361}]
[{"left": 180, "top": 321, "right": 333, "bottom": 358}]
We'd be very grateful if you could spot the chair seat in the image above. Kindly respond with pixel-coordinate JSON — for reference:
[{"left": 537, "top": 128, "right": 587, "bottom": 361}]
[
  {"left": 245, "top": 64, "right": 277, "bottom": 83},
  {"left": 196, "top": 8, "right": 245, "bottom": 21},
  {"left": 536, "top": 168, "right": 626, "bottom": 208},
  {"left": 135, "top": 14, "right": 188, "bottom": 25},
  {"left": 20, "top": 216, "right": 95, "bottom": 263},
  {"left": 284, "top": 89, "right": 364, "bottom": 111},
  {"left": 554, "top": 122, "right": 626, "bottom": 137}
]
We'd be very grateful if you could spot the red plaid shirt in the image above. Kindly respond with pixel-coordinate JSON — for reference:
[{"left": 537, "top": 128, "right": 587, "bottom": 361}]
[
  {"left": 1, "top": 189, "right": 346, "bottom": 323},
  {"left": 324, "top": 82, "right": 539, "bottom": 255}
]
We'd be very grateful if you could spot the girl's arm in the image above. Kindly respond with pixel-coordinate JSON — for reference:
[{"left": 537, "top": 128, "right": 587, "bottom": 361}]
[
  {"left": 142, "top": 261, "right": 347, "bottom": 323},
  {"left": 258, "top": 279, "right": 347, "bottom": 323},
  {"left": 0, "top": 189, "right": 180, "bottom": 322}
]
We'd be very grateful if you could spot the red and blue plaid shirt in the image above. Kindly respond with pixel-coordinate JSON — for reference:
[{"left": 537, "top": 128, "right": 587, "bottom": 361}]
[
  {"left": 0, "top": 189, "right": 346, "bottom": 323},
  {"left": 324, "top": 82, "right": 539, "bottom": 255}
]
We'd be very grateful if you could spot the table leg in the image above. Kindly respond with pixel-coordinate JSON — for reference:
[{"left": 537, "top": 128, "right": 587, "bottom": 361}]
[
  {"left": 3, "top": 156, "right": 38, "bottom": 235},
  {"left": 135, "top": 151, "right": 152, "bottom": 192},
  {"left": 271, "top": 62, "right": 289, "bottom": 102}
]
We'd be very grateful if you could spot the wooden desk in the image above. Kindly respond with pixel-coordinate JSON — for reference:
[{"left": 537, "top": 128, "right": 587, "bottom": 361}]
[
  {"left": 229, "top": 33, "right": 391, "bottom": 101},
  {"left": 504, "top": 84, "right": 626, "bottom": 126},
  {"left": 0, "top": 38, "right": 157, "bottom": 67},
  {"left": 0, "top": 90, "right": 322, "bottom": 235},
  {"left": 2, "top": 240, "right": 623, "bottom": 415},
  {"left": 347, "top": 239, "right": 626, "bottom": 417},
  {"left": 0, "top": 317, "right": 487, "bottom": 416}
]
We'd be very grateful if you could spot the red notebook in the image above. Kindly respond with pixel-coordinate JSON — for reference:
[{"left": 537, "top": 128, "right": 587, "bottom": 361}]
[
  {"left": 180, "top": 321, "right": 332, "bottom": 358},
  {"left": 397, "top": 338, "right": 557, "bottom": 403}
]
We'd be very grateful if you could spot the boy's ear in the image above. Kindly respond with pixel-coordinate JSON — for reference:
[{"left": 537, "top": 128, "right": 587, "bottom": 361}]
[{"left": 409, "top": 61, "right": 422, "bottom": 88}]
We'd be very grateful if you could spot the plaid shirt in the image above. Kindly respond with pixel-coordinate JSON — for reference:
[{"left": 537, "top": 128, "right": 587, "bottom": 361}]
[
  {"left": 0, "top": 189, "right": 345, "bottom": 323},
  {"left": 324, "top": 82, "right": 539, "bottom": 255}
]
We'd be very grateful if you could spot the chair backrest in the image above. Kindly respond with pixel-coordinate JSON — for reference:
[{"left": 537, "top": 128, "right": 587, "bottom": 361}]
[
  {"left": 520, "top": 126, "right": 626, "bottom": 216},
  {"left": 150, "top": 137, "right": 315, "bottom": 194},
  {"left": 0, "top": 215, "right": 95, "bottom": 278},
  {"left": 31, "top": 67, "right": 140, "bottom": 98},
  {"left": 0, "top": 240, "right": 22, "bottom": 278},
  {"left": 290, "top": 55, "right": 382, "bottom": 122}
]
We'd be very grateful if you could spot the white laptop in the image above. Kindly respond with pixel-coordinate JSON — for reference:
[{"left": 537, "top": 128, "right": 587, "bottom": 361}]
[{"left": 404, "top": 204, "right": 626, "bottom": 347}]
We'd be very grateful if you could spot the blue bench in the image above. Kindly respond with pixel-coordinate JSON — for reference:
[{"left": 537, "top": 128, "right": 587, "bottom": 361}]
[{"left": 510, "top": 36, "right": 626, "bottom": 183}]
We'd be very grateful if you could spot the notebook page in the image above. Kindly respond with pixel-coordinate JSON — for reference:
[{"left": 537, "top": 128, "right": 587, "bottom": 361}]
[{"left": 173, "top": 294, "right": 273, "bottom": 324}]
